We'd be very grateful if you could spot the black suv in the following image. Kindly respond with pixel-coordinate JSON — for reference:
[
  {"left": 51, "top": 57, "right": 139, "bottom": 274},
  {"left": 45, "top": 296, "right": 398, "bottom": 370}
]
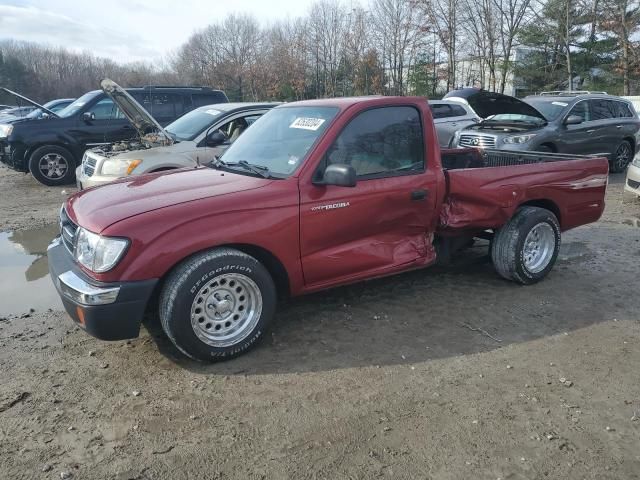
[
  {"left": 0, "top": 85, "right": 228, "bottom": 185},
  {"left": 448, "top": 89, "right": 640, "bottom": 173}
]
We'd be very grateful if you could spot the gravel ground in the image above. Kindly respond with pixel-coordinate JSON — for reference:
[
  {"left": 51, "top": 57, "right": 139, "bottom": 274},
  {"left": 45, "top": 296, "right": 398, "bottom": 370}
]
[{"left": 0, "top": 166, "right": 639, "bottom": 480}]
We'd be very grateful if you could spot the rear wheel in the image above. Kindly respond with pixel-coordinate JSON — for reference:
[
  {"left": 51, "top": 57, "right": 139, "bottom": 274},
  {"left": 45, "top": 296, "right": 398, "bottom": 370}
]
[
  {"left": 159, "top": 248, "right": 276, "bottom": 362},
  {"left": 28, "top": 145, "right": 76, "bottom": 186},
  {"left": 610, "top": 140, "right": 633, "bottom": 173},
  {"left": 491, "top": 206, "right": 561, "bottom": 284}
]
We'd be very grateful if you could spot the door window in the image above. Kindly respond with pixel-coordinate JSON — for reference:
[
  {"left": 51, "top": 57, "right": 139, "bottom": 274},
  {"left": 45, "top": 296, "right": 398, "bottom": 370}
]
[
  {"left": 430, "top": 104, "right": 453, "bottom": 119},
  {"left": 217, "top": 114, "right": 263, "bottom": 144},
  {"left": 569, "top": 101, "right": 590, "bottom": 122},
  {"left": 611, "top": 101, "right": 634, "bottom": 118},
  {"left": 449, "top": 105, "right": 468, "bottom": 117},
  {"left": 589, "top": 99, "right": 613, "bottom": 121},
  {"left": 326, "top": 106, "right": 424, "bottom": 178},
  {"left": 86, "top": 98, "right": 116, "bottom": 120}
]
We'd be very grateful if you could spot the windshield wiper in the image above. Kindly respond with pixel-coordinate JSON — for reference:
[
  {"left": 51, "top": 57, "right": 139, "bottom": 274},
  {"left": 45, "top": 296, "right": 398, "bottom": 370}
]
[{"left": 209, "top": 158, "right": 271, "bottom": 178}]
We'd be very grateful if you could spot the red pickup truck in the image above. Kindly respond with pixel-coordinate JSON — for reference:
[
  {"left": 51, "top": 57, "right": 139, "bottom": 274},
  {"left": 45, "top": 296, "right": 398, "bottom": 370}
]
[{"left": 48, "top": 96, "right": 609, "bottom": 361}]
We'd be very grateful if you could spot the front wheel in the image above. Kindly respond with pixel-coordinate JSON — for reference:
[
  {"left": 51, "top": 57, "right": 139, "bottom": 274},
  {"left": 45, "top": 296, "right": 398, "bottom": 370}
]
[
  {"left": 28, "top": 145, "right": 76, "bottom": 186},
  {"left": 159, "top": 248, "right": 276, "bottom": 362},
  {"left": 491, "top": 206, "right": 561, "bottom": 284},
  {"left": 610, "top": 140, "right": 633, "bottom": 173}
]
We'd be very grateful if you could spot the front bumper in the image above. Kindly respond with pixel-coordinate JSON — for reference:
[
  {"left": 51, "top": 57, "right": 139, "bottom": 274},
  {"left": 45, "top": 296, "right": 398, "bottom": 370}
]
[
  {"left": 624, "top": 162, "right": 640, "bottom": 197},
  {"left": 0, "top": 141, "right": 27, "bottom": 171},
  {"left": 48, "top": 237, "right": 157, "bottom": 340},
  {"left": 75, "top": 166, "right": 120, "bottom": 190}
]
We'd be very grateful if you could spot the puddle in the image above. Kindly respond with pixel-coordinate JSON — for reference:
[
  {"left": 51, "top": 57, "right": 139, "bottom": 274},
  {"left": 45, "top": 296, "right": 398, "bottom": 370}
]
[
  {"left": 0, "top": 224, "right": 63, "bottom": 317},
  {"left": 558, "top": 242, "right": 590, "bottom": 261}
]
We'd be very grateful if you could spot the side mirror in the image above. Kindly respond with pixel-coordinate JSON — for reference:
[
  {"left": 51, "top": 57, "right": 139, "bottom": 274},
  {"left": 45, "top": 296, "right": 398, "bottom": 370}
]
[
  {"left": 82, "top": 112, "right": 95, "bottom": 122},
  {"left": 206, "top": 131, "right": 228, "bottom": 147},
  {"left": 564, "top": 115, "right": 583, "bottom": 125},
  {"left": 315, "top": 164, "right": 357, "bottom": 187}
]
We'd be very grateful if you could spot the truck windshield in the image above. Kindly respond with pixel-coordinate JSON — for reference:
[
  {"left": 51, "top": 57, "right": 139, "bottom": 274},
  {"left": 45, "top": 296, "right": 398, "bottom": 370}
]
[
  {"left": 57, "top": 92, "right": 100, "bottom": 118},
  {"left": 165, "top": 107, "right": 224, "bottom": 141},
  {"left": 220, "top": 106, "right": 339, "bottom": 176}
]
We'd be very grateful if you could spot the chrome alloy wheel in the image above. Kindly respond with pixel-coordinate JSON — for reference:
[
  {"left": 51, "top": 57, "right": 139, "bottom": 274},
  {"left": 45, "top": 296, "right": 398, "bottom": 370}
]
[
  {"left": 614, "top": 143, "right": 632, "bottom": 171},
  {"left": 190, "top": 273, "right": 263, "bottom": 347},
  {"left": 522, "top": 223, "right": 556, "bottom": 273},
  {"left": 38, "top": 153, "right": 68, "bottom": 179}
]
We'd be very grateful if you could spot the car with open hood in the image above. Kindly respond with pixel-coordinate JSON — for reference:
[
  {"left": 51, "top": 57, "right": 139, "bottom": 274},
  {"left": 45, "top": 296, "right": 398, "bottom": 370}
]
[
  {"left": 448, "top": 88, "right": 640, "bottom": 172},
  {"left": 0, "top": 81, "right": 227, "bottom": 186},
  {"left": 0, "top": 89, "right": 75, "bottom": 124},
  {"left": 76, "top": 81, "right": 279, "bottom": 189}
]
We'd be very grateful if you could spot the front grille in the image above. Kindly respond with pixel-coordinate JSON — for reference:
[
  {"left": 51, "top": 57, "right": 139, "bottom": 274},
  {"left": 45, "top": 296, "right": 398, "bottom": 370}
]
[
  {"left": 458, "top": 134, "right": 497, "bottom": 148},
  {"left": 82, "top": 154, "right": 97, "bottom": 177},
  {"left": 59, "top": 207, "right": 78, "bottom": 254},
  {"left": 628, "top": 178, "right": 640, "bottom": 189}
]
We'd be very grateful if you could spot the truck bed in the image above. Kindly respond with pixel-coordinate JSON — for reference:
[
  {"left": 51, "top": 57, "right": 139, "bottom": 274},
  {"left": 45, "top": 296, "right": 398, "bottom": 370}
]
[{"left": 438, "top": 149, "right": 610, "bottom": 233}]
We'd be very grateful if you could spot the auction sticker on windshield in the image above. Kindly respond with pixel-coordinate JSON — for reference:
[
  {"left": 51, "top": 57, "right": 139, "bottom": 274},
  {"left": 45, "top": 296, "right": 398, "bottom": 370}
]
[
  {"left": 290, "top": 117, "right": 326, "bottom": 131},
  {"left": 205, "top": 109, "right": 222, "bottom": 116},
  {"left": 552, "top": 101, "right": 568, "bottom": 107}
]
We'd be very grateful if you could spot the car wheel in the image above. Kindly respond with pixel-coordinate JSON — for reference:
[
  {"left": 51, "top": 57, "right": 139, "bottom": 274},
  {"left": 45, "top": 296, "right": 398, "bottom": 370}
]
[
  {"left": 28, "top": 145, "right": 76, "bottom": 186},
  {"left": 610, "top": 140, "right": 633, "bottom": 173},
  {"left": 159, "top": 248, "right": 276, "bottom": 362},
  {"left": 491, "top": 206, "right": 561, "bottom": 285}
]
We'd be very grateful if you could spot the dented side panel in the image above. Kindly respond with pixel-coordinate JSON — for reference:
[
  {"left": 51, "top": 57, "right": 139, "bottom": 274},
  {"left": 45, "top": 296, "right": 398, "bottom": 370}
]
[{"left": 438, "top": 157, "right": 610, "bottom": 233}]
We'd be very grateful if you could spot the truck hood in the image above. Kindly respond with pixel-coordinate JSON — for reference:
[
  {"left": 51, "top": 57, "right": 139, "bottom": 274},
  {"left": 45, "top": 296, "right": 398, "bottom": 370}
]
[
  {"left": 100, "top": 78, "right": 173, "bottom": 146},
  {"left": 0, "top": 87, "right": 59, "bottom": 118},
  {"left": 444, "top": 88, "right": 547, "bottom": 122},
  {"left": 67, "top": 167, "right": 272, "bottom": 233}
]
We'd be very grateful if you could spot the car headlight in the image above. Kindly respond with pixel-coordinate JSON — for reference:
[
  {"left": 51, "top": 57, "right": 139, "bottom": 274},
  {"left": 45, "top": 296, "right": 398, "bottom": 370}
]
[
  {"left": 503, "top": 134, "right": 537, "bottom": 144},
  {"left": 0, "top": 124, "right": 13, "bottom": 138},
  {"left": 74, "top": 227, "right": 129, "bottom": 272},
  {"left": 100, "top": 158, "right": 142, "bottom": 176},
  {"left": 632, "top": 154, "right": 640, "bottom": 167}
]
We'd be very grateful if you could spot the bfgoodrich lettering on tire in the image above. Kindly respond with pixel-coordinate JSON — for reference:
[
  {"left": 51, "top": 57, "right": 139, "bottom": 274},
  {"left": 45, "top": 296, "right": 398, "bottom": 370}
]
[
  {"left": 491, "top": 206, "right": 561, "bottom": 285},
  {"left": 159, "top": 248, "right": 276, "bottom": 362}
]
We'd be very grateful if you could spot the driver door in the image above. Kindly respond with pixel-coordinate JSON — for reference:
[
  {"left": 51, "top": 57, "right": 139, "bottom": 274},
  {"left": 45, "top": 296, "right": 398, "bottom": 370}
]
[{"left": 299, "top": 106, "right": 439, "bottom": 287}]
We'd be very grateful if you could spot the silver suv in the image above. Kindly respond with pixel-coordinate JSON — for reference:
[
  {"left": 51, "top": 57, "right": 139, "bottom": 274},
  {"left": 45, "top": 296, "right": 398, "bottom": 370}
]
[{"left": 448, "top": 89, "right": 640, "bottom": 172}]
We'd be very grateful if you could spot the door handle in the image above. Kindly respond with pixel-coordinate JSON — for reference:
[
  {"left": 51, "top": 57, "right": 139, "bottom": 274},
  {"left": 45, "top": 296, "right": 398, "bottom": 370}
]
[
  {"left": 586, "top": 129, "right": 595, "bottom": 133},
  {"left": 411, "top": 189, "right": 428, "bottom": 201},
  {"left": 616, "top": 125, "right": 623, "bottom": 129}
]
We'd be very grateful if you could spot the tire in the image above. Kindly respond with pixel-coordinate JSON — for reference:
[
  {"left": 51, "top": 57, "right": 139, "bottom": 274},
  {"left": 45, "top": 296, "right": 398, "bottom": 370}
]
[
  {"left": 159, "top": 248, "right": 276, "bottom": 362},
  {"left": 491, "top": 206, "right": 561, "bottom": 285},
  {"left": 28, "top": 145, "right": 76, "bottom": 186},
  {"left": 610, "top": 140, "right": 633, "bottom": 173}
]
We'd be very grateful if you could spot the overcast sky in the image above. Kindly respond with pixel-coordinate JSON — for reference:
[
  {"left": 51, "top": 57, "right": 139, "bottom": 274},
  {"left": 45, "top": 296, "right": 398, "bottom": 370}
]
[{"left": 0, "top": 0, "right": 312, "bottom": 62}]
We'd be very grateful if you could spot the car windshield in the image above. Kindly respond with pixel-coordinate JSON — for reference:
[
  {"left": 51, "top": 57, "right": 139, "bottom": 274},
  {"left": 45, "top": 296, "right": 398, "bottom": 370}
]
[
  {"left": 220, "top": 106, "right": 339, "bottom": 177},
  {"left": 57, "top": 92, "right": 99, "bottom": 118},
  {"left": 165, "top": 107, "right": 225, "bottom": 141},
  {"left": 522, "top": 99, "right": 568, "bottom": 121},
  {"left": 486, "top": 112, "right": 546, "bottom": 124}
]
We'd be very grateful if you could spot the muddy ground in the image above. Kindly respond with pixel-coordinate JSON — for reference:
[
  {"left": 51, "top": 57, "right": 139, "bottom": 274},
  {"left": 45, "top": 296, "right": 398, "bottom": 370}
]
[{"left": 0, "top": 165, "right": 639, "bottom": 480}]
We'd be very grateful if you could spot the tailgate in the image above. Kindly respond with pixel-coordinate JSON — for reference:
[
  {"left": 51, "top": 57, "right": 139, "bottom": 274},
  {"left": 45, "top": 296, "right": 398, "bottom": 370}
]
[{"left": 438, "top": 150, "right": 610, "bottom": 233}]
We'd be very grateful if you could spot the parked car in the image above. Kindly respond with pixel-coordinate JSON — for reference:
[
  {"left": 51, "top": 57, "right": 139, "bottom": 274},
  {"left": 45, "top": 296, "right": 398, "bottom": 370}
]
[
  {"left": 0, "top": 106, "right": 35, "bottom": 121},
  {"left": 48, "top": 95, "right": 609, "bottom": 362},
  {"left": 447, "top": 88, "right": 640, "bottom": 173},
  {"left": 0, "top": 98, "right": 75, "bottom": 123},
  {"left": 0, "top": 82, "right": 228, "bottom": 186},
  {"left": 428, "top": 99, "right": 480, "bottom": 147},
  {"left": 625, "top": 152, "right": 640, "bottom": 197},
  {"left": 76, "top": 81, "right": 279, "bottom": 189}
]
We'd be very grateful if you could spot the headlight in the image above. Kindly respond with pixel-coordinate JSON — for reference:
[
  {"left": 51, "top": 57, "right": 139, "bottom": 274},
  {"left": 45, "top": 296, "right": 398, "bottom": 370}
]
[
  {"left": 100, "top": 158, "right": 142, "bottom": 176},
  {"left": 74, "top": 227, "right": 129, "bottom": 272},
  {"left": 0, "top": 124, "right": 13, "bottom": 138},
  {"left": 503, "top": 134, "right": 537, "bottom": 144},
  {"left": 632, "top": 154, "right": 640, "bottom": 167}
]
